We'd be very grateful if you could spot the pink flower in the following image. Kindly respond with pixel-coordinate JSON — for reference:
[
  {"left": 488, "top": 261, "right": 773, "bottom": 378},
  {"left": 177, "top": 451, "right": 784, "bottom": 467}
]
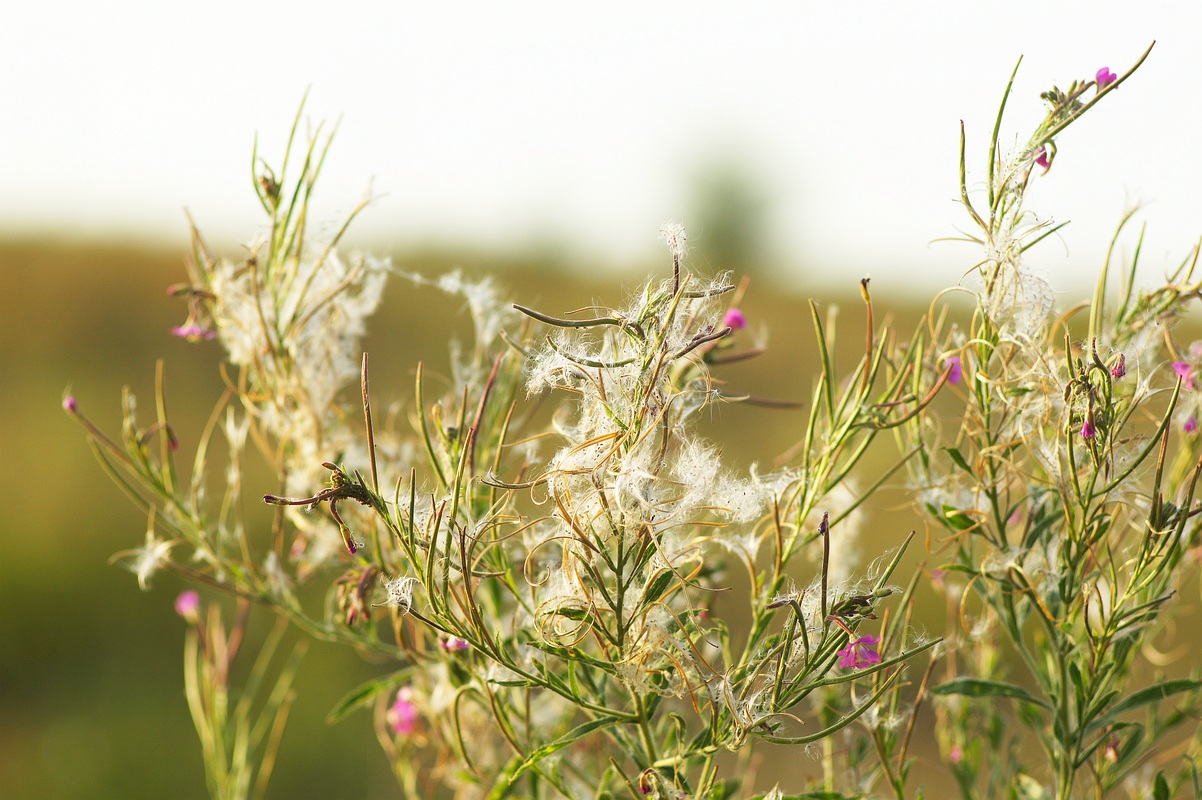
[
  {"left": 944, "top": 355, "right": 963, "bottom": 384},
  {"left": 950, "top": 744, "right": 963, "bottom": 765},
  {"left": 1185, "top": 416, "right": 1198, "bottom": 435},
  {"left": 62, "top": 395, "right": 78, "bottom": 414},
  {"left": 1080, "top": 415, "right": 1098, "bottom": 439},
  {"left": 722, "top": 308, "right": 747, "bottom": 330},
  {"left": 1172, "top": 361, "right": 1196, "bottom": 390},
  {"left": 1096, "top": 67, "right": 1117, "bottom": 89},
  {"left": 387, "top": 687, "right": 418, "bottom": 736},
  {"left": 440, "top": 636, "right": 470, "bottom": 651},
  {"left": 175, "top": 590, "right": 200, "bottom": 622},
  {"left": 837, "top": 634, "right": 881, "bottom": 669},
  {"left": 172, "top": 324, "right": 216, "bottom": 341},
  {"left": 1034, "top": 146, "right": 1050, "bottom": 171},
  {"left": 1110, "top": 353, "right": 1126, "bottom": 380}
]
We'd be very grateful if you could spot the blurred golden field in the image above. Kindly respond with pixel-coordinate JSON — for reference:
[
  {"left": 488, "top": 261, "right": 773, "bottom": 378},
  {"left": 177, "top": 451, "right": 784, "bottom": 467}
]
[{"left": 2, "top": 236, "right": 1197, "bottom": 798}]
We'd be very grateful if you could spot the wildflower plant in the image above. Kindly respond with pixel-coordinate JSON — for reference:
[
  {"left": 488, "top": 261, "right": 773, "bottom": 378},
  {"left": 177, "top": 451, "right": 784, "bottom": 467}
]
[
  {"left": 65, "top": 46, "right": 1201, "bottom": 800},
  {"left": 176, "top": 591, "right": 305, "bottom": 800},
  {"left": 900, "top": 44, "right": 1202, "bottom": 799},
  {"left": 66, "top": 95, "right": 944, "bottom": 795}
]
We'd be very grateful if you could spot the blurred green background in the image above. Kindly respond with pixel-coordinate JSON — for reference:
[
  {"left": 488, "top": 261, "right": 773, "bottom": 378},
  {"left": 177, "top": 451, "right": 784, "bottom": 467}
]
[{"left": 2, "top": 223, "right": 1197, "bottom": 797}]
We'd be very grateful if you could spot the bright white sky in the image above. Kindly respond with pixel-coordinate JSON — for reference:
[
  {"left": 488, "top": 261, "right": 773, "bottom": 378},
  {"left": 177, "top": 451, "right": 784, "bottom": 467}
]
[{"left": 2, "top": 3, "right": 1199, "bottom": 293}]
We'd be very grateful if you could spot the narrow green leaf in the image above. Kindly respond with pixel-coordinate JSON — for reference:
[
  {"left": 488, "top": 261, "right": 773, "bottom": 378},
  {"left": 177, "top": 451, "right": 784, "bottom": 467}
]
[
  {"left": 942, "top": 446, "right": 973, "bottom": 475},
  {"left": 485, "top": 755, "right": 524, "bottom": 800},
  {"left": 525, "top": 639, "right": 615, "bottom": 671},
  {"left": 638, "top": 570, "right": 676, "bottom": 611},
  {"left": 508, "top": 715, "right": 622, "bottom": 783},
  {"left": 1153, "top": 772, "right": 1170, "bottom": 800},
  {"left": 941, "top": 505, "right": 976, "bottom": 532},
  {"left": 1086, "top": 679, "right": 1202, "bottom": 734},
  {"left": 325, "top": 677, "right": 396, "bottom": 725},
  {"left": 809, "top": 300, "right": 836, "bottom": 419},
  {"left": 930, "top": 678, "right": 1051, "bottom": 709},
  {"left": 1082, "top": 689, "right": 1120, "bottom": 727}
]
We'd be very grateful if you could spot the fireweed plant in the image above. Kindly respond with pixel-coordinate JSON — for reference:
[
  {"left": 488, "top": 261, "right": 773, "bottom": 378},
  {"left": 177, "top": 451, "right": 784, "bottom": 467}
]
[
  {"left": 64, "top": 106, "right": 939, "bottom": 798},
  {"left": 896, "top": 46, "right": 1202, "bottom": 800},
  {"left": 64, "top": 48, "right": 1199, "bottom": 800}
]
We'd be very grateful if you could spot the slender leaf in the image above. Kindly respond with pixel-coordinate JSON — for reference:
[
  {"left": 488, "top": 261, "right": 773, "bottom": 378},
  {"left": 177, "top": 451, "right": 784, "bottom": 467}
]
[
  {"left": 1086, "top": 679, "right": 1202, "bottom": 734},
  {"left": 942, "top": 446, "right": 973, "bottom": 475},
  {"left": 326, "top": 676, "right": 397, "bottom": 725},
  {"left": 930, "top": 678, "right": 1051, "bottom": 709},
  {"left": 508, "top": 715, "right": 622, "bottom": 783}
]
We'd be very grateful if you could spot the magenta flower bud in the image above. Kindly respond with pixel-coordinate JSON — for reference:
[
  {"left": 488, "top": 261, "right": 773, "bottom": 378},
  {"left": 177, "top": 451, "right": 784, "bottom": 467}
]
[
  {"left": 62, "top": 395, "right": 78, "bottom": 414},
  {"left": 1096, "top": 67, "right": 1117, "bottom": 89},
  {"left": 722, "top": 308, "right": 747, "bottom": 330},
  {"left": 387, "top": 687, "right": 419, "bottom": 736},
  {"left": 1185, "top": 416, "right": 1198, "bottom": 435},
  {"left": 1034, "top": 146, "right": 1050, "bottom": 171},
  {"left": 175, "top": 590, "right": 200, "bottom": 622},
  {"left": 440, "top": 636, "right": 470, "bottom": 651},
  {"left": 1080, "top": 415, "right": 1098, "bottom": 439},
  {"left": 172, "top": 324, "right": 217, "bottom": 341},
  {"left": 1110, "top": 353, "right": 1126, "bottom": 380},
  {"left": 944, "top": 355, "right": 963, "bottom": 384},
  {"left": 1172, "top": 361, "right": 1196, "bottom": 390}
]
